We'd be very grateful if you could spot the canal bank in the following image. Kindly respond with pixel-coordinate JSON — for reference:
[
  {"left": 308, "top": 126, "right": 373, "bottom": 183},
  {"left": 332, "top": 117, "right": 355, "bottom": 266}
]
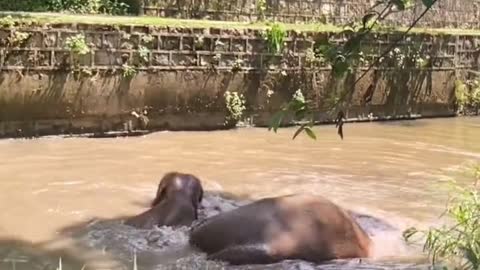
[{"left": 0, "top": 12, "right": 479, "bottom": 138}]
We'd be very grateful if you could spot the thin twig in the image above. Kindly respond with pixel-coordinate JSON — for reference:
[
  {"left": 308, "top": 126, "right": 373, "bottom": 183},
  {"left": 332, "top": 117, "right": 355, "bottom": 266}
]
[{"left": 353, "top": 0, "right": 439, "bottom": 86}]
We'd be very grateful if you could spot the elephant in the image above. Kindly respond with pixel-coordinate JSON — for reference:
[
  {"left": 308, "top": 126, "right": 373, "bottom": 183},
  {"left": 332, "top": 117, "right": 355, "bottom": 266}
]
[
  {"left": 124, "top": 172, "right": 204, "bottom": 229},
  {"left": 189, "top": 194, "right": 372, "bottom": 265}
]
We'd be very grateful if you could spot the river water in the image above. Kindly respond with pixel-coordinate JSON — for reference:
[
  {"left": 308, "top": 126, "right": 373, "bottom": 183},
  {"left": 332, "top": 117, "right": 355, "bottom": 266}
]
[{"left": 0, "top": 117, "right": 479, "bottom": 270}]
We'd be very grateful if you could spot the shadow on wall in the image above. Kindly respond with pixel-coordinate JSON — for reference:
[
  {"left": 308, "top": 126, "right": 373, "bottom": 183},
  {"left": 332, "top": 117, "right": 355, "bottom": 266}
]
[{"left": 0, "top": 69, "right": 231, "bottom": 138}]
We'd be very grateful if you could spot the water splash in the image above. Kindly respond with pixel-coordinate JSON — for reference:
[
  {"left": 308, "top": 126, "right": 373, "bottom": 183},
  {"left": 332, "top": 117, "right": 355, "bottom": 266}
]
[{"left": 75, "top": 193, "right": 431, "bottom": 270}]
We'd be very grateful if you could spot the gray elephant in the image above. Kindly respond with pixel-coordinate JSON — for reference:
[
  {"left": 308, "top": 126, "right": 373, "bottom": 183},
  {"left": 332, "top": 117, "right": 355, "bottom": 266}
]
[
  {"left": 189, "top": 194, "right": 372, "bottom": 265},
  {"left": 125, "top": 172, "right": 204, "bottom": 229}
]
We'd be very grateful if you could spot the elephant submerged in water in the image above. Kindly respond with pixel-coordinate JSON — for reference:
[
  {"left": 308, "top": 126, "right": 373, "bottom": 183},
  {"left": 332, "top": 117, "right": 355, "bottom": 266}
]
[
  {"left": 125, "top": 172, "right": 204, "bottom": 229},
  {"left": 189, "top": 194, "right": 372, "bottom": 265}
]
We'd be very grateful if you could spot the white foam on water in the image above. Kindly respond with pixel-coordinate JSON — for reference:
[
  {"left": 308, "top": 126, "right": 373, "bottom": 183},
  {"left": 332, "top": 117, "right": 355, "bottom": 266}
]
[{"left": 72, "top": 193, "right": 434, "bottom": 270}]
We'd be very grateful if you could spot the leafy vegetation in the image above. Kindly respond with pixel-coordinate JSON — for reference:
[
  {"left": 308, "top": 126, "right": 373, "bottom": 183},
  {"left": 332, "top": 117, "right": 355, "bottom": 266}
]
[
  {"left": 224, "top": 91, "right": 247, "bottom": 126},
  {"left": 121, "top": 64, "right": 136, "bottom": 78},
  {"left": 455, "top": 79, "right": 480, "bottom": 115},
  {"left": 269, "top": 89, "right": 317, "bottom": 140},
  {"left": 64, "top": 33, "right": 90, "bottom": 69},
  {"left": 268, "top": 0, "right": 440, "bottom": 140},
  {"left": 0, "top": 0, "right": 132, "bottom": 15},
  {"left": 5, "top": 30, "right": 30, "bottom": 47},
  {"left": 65, "top": 34, "right": 90, "bottom": 55},
  {"left": 141, "top": 34, "right": 154, "bottom": 44},
  {"left": 264, "top": 23, "right": 286, "bottom": 54},
  {"left": 404, "top": 164, "right": 480, "bottom": 270},
  {"left": 138, "top": 45, "right": 150, "bottom": 63}
]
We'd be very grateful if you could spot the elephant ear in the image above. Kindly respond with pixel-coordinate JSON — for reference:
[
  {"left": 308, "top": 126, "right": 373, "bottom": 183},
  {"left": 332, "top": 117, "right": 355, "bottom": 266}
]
[
  {"left": 151, "top": 188, "right": 165, "bottom": 207},
  {"left": 191, "top": 175, "right": 204, "bottom": 207},
  {"left": 189, "top": 175, "right": 204, "bottom": 220},
  {"left": 151, "top": 179, "right": 168, "bottom": 207}
]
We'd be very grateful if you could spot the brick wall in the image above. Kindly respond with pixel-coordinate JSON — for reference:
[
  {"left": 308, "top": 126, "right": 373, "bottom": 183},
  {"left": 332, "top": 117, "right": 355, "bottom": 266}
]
[{"left": 0, "top": 23, "right": 477, "bottom": 137}]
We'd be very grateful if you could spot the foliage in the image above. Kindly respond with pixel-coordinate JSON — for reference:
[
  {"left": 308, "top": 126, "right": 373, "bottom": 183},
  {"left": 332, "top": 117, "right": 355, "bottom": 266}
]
[
  {"left": 403, "top": 164, "right": 480, "bottom": 270},
  {"left": 0, "top": 15, "right": 15, "bottom": 28},
  {"left": 65, "top": 34, "right": 90, "bottom": 55},
  {"left": 231, "top": 58, "right": 244, "bottom": 73},
  {"left": 141, "top": 35, "right": 154, "bottom": 45},
  {"left": 121, "top": 64, "right": 136, "bottom": 78},
  {"left": 257, "top": 0, "right": 267, "bottom": 21},
  {"left": 224, "top": 91, "right": 246, "bottom": 126},
  {"left": 468, "top": 80, "right": 480, "bottom": 110},
  {"left": 138, "top": 45, "right": 150, "bottom": 63},
  {"left": 268, "top": 0, "right": 439, "bottom": 140},
  {"left": 455, "top": 80, "right": 469, "bottom": 113},
  {"left": 6, "top": 31, "right": 30, "bottom": 47},
  {"left": 455, "top": 79, "right": 480, "bottom": 115},
  {"left": 264, "top": 23, "right": 286, "bottom": 54},
  {"left": 49, "top": 0, "right": 129, "bottom": 15},
  {"left": 0, "top": 0, "right": 131, "bottom": 15},
  {"left": 0, "top": 1, "right": 50, "bottom": 12},
  {"left": 269, "top": 89, "right": 317, "bottom": 140}
]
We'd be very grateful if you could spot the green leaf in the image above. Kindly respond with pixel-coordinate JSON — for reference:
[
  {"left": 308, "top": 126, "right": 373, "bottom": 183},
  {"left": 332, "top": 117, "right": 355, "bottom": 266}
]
[
  {"left": 341, "top": 25, "right": 355, "bottom": 36},
  {"left": 332, "top": 59, "right": 350, "bottom": 78},
  {"left": 391, "top": 0, "right": 413, "bottom": 10},
  {"left": 315, "top": 43, "right": 337, "bottom": 62},
  {"left": 403, "top": 227, "right": 420, "bottom": 241},
  {"left": 292, "top": 124, "right": 307, "bottom": 140},
  {"left": 268, "top": 110, "right": 286, "bottom": 132},
  {"left": 294, "top": 108, "right": 307, "bottom": 120},
  {"left": 343, "top": 35, "right": 363, "bottom": 55},
  {"left": 287, "top": 99, "right": 306, "bottom": 112},
  {"left": 304, "top": 127, "right": 317, "bottom": 140},
  {"left": 362, "top": 12, "right": 378, "bottom": 28},
  {"left": 421, "top": 0, "right": 435, "bottom": 8}
]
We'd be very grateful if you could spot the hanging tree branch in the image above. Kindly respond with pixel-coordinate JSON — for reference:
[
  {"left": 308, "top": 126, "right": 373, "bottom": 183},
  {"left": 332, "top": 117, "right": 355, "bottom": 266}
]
[
  {"left": 269, "top": 0, "right": 440, "bottom": 140},
  {"left": 353, "top": 0, "right": 439, "bottom": 86}
]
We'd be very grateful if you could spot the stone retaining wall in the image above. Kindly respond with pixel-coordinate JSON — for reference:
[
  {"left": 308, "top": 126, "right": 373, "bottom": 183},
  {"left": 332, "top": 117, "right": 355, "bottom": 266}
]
[{"left": 0, "top": 23, "right": 478, "bottom": 137}]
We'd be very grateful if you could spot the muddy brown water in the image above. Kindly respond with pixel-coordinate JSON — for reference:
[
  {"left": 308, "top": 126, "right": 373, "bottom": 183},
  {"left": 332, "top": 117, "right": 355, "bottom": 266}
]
[{"left": 0, "top": 117, "right": 479, "bottom": 270}]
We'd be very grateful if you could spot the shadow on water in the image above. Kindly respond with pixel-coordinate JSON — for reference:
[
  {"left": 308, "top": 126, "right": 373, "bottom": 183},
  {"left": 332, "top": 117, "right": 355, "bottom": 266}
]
[
  {"left": 0, "top": 238, "right": 90, "bottom": 270},
  {"left": 0, "top": 190, "right": 436, "bottom": 270}
]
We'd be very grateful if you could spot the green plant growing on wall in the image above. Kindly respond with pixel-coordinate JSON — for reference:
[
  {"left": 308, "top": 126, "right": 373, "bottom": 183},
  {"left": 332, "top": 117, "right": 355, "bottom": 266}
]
[
  {"left": 455, "top": 80, "right": 469, "bottom": 114},
  {"left": 468, "top": 80, "right": 480, "bottom": 112},
  {"left": 194, "top": 35, "right": 205, "bottom": 50},
  {"left": 121, "top": 64, "right": 136, "bottom": 78},
  {"left": 141, "top": 34, "right": 154, "bottom": 45},
  {"left": 454, "top": 79, "right": 480, "bottom": 115},
  {"left": 265, "top": 23, "right": 286, "bottom": 54},
  {"left": 7, "top": 31, "right": 31, "bottom": 47},
  {"left": 65, "top": 34, "right": 90, "bottom": 55},
  {"left": 138, "top": 45, "right": 150, "bottom": 63},
  {"left": 231, "top": 58, "right": 244, "bottom": 73},
  {"left": 224, "top": 91, "right": 246, "bottom": 126},
  {"left": 64, "top": 34, "right": 90, "bottom": 69},
  {"left": 403, "top": 163, "right": 480, "bottom": 270},
  {"left": 0, "top": 15, "right": 15, "bottom": 28},
  {"left": 305, "top": 48, "right": 325, "bottom": 67}
]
